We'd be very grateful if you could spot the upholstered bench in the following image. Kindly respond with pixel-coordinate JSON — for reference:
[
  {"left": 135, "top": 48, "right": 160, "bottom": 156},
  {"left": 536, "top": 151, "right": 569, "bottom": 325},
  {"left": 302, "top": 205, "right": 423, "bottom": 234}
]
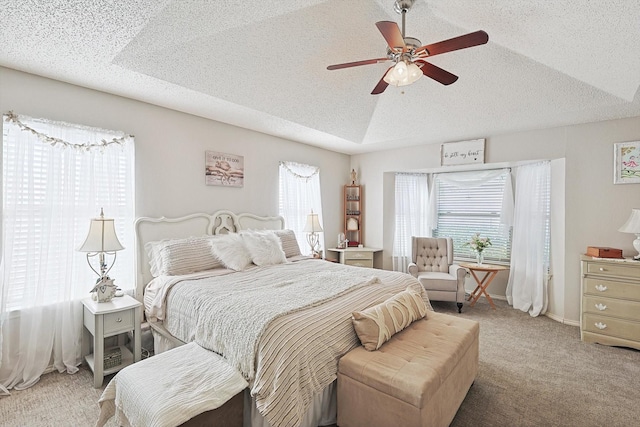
[
  {"left": 96, "top": 342, "right": 247, "bottom": 427},
  {"left": 338, "top": 311, "right": 479, "bottom": 427}
]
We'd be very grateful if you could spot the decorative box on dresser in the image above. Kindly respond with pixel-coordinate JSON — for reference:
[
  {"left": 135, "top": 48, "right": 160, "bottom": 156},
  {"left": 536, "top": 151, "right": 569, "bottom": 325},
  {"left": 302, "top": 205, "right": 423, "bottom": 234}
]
[{"left": 580, "top": 255, "right": 640, "bottom": 350}]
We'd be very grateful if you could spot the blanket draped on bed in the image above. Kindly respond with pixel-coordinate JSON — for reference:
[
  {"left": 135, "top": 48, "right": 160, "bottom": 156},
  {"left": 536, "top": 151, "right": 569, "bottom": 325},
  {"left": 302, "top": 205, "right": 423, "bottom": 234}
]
[{"left": 150, "top": 259, "right": 431, "bottom": 427}]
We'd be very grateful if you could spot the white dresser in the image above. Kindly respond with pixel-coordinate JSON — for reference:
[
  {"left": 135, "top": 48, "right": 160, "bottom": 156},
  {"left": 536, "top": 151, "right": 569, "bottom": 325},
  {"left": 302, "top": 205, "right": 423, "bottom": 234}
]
[{"left": 580, "top": 255, "right": 640, "bottom": 350}]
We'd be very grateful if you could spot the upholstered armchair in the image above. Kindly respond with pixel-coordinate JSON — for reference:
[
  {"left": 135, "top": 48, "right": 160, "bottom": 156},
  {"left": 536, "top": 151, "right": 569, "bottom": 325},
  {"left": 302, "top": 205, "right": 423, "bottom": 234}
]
[{"left": 408, "top": 236, "right": 466, "bottom": 313}]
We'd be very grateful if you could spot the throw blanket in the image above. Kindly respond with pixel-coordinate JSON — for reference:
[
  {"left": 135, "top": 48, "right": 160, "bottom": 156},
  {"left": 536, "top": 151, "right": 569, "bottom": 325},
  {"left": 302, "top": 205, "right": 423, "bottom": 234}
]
[
  {"left": 148, "top": 259, "right": 431, "bottom": 427},
  {"left": 192, "top": 264, "right": 380, "bottom": 379},
  {"left": 96, "top": 342, "right": 247, "bottom": 427}
]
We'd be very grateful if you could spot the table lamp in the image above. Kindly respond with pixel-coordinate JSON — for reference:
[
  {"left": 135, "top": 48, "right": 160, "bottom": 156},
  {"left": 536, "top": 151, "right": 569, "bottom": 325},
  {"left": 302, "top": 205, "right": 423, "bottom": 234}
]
[
  {"left": 303, "top": 211, "right": 323, "bottom": 257},
  {"left": 618, "top": 208, "right": 640, "bottom": 260},
  {"left": 78, "top": 208, "right": 124, "bottom": 301}
]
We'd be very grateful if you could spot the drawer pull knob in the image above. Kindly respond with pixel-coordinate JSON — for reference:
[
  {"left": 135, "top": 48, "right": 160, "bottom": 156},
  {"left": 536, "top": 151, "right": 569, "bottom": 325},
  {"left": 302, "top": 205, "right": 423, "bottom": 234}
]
[
  {"left": 594, "top": 285, "right": 608, "bottom": 292},
  {"left": 116, "top": 317, "right": 122, "bottom": 323},
  {"left": 598, "top": 267, "right": 606, "bottom": 272},
  {"left": 595, "top": 322, "right": 607, "bottom": 330},
  {"left": 594, "top": 303, "right": 607, "bottom": 311}
]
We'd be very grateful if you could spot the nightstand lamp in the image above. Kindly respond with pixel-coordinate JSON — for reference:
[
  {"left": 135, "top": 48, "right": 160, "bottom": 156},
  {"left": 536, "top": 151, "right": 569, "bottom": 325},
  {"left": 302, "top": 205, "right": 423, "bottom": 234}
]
[
  {"left": 619, "top": 208, "right": 640, "bottom": 260},
  {"left": 303, "top": 211, "right": 324, "bottom": 258},
  {"left": 78, "top": 208, "right": 124, "bottom": 301}
]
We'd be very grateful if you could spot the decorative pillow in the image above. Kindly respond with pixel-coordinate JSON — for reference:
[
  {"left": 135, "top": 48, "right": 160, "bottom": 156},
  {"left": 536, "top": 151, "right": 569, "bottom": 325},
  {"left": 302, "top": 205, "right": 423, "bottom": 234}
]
[
  {"left": 241, "top": 230, "right": 288, "bottom": 266},
  {"left": 210, "top": 233, "right": 253, "bottom": 271},
  {"left": 156, "top": 236, "right": 223, "bottom": 276},
  {"left": 351, "top": 287, "right": 428, "bottom": 351},
  {"left": 273, "top": 229, "right": 302, "bottom": 258}
]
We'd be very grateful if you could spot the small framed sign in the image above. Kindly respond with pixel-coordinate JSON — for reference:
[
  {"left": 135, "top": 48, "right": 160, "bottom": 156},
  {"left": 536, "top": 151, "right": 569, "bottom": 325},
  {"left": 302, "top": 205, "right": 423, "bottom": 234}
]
[
  {"left": 205, "top": 151, "right": 244, "bottom": 187},
  {"left": 441, "top": 139, "right": 485, "bottom": 166}
]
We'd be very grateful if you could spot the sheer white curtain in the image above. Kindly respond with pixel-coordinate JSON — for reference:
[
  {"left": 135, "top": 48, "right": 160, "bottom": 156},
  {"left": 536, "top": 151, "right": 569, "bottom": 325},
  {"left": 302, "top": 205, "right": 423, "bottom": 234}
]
[
  {"left": 506, "top": 161, "right": 551, "bottom": 317},
  {"left": 0, "top": 113, "right": 135, "bottom": 394},
  {"left": 278, "top": 161, "right": 323, "bottom": 256},
  {"left": 392, "top": 173, "right": 429, "bottom": 272}
]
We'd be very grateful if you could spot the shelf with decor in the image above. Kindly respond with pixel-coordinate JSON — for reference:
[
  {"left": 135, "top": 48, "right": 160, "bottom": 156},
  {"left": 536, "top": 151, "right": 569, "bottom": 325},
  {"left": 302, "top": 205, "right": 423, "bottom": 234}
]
[{"left": 344, "top": 185, "right": 363, "bottom": 247}]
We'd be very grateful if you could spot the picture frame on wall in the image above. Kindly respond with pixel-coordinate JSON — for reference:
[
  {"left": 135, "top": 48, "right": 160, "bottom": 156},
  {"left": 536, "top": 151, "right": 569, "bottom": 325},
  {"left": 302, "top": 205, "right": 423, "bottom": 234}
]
[
  {"left": 441, "top": 139, "right": 485, "bottom": 166},
  {"left": 613, "top": 141, "right": 640, "bottom": 184},
  {"left": 205, "top": 151, "right": 244, "bottom": 187}
]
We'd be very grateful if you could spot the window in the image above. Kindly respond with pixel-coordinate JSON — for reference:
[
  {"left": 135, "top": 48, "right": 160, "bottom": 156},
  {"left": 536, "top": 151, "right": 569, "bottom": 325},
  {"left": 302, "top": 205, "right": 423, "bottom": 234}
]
[
  {"left": 278, "top": 161, "right": 323, "bottom": 255},
  {"left": 431, "top": 169, "right": 513, "bottom": 263},
  {"left": 1, "top": 113, "right": 135, "bottom": 312}
]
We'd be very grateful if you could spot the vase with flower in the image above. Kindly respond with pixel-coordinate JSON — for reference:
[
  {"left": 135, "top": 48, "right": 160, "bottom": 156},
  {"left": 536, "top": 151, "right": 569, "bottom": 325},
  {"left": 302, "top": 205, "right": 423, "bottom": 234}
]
[{"left": 465, "top": 233, "right": 492, "bottom": 265}]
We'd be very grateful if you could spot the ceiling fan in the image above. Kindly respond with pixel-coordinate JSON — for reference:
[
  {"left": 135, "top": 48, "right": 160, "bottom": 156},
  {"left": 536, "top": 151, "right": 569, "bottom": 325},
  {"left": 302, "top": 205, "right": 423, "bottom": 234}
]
[{"left": 327, "top": 0, "right": 489, "bottom": 95}]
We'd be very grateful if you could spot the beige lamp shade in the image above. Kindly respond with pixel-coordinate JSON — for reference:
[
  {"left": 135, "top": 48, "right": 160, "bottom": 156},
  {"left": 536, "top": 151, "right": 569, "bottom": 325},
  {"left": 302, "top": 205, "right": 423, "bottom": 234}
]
[
  {"left": 78, "top": 214, "right": 124, "bottom": 253},
  {"left": 303, "top": 212, "right": 324, "bottom": 233},
  {"left": 619, "top": 208, "right": 640, "bottom": 260},
  {"left": 619, "top": 208, "right": 640, "bottom": 233}
]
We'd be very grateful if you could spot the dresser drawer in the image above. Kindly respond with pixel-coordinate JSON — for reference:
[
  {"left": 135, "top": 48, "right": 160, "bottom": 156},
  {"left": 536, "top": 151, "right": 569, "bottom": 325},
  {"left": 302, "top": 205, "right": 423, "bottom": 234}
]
[
  {"left": 344, "top": 251, "right": 373, "bottom": 261},
  {"left": 103, "top": 310, "right": 134, "bottom": 336},
  {"left": 586, "top": 262, "right": 640, "bottom": 280},
  {"left": 583, "top": 278, "right": 640, "bottom": 301},
  {"left": 583, "top": 295, "right": 640, "bottom": 322},
  {"left": 583, "top": 313, "right": 640, "bottom": 342},
  {"left": 345, "top": 259, "right": 374, "bottom": 268}
]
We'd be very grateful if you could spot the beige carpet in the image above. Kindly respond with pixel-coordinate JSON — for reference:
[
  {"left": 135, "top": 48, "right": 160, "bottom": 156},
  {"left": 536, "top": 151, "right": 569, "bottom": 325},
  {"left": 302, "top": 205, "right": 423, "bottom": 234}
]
[{"left": 1, "top": 298, "right": 639, "bottom": 427}]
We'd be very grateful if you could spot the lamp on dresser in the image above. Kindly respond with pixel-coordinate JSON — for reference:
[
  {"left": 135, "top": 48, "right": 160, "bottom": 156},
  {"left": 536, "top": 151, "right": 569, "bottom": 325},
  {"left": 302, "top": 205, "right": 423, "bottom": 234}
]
[
  {"left": 78, "top": 208, "right": 124, "bottom": 302},
  {"left": 618, "top": 208, "right": 640, "bottom": 260},
  {"left": 303, "top": 211, "right": 323, "bottom": 258}
]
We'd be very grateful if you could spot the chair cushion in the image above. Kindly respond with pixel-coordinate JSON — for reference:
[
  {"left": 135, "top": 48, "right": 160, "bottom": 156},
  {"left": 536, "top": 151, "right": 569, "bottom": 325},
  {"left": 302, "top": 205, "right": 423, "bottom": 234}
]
[{"left": 415, "top": 271, "right": 458, "bottom": 291}]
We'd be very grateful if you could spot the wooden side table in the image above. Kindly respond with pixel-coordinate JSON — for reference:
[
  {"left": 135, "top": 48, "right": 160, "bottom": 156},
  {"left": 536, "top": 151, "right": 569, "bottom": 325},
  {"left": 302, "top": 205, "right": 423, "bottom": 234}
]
[
  {"left": 459, "top": 262, "right": 509, "bottom": 310},
  {"left": 82, "top": 294, "right": 142, "bottom": 387}
]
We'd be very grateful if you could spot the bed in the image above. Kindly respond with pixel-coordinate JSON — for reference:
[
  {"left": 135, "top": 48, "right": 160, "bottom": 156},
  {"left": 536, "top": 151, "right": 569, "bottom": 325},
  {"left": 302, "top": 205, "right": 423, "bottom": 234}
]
[{"left": 134, "top": 210, "right": 432, "bottom": 427}]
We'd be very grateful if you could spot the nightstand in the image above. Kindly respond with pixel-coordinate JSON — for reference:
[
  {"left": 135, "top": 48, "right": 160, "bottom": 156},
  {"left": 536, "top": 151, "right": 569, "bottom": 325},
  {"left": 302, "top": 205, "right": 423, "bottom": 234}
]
[
  {"left": 81, "top": 294, "right": 142, "bottom": 387},
  {"left": 325, "top": 247, "right": 382, "bottom": 268}
]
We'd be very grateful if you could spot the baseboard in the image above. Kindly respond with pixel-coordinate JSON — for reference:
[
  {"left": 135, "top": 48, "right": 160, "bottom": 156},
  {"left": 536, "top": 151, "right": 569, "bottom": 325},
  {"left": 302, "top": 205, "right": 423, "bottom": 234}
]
[{"left": 545, "top": 312, "right": 580, "bottom": 327}]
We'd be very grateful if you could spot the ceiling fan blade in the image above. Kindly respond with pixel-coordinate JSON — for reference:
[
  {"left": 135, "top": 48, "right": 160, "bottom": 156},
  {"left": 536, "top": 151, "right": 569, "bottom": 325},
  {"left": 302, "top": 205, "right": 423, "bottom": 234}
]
[
  {"left": 327, "top": 57, "right": 389, "bottom": 70},
  {"left": 415, "top": 30, "right": 488, "bottom": 57},
  {"left": 375, "top": 21, "right": 406, "bottom": 52},
  {"left": 416, "top": 61, "right": 458, "bottom": 85},
  {"left": 371, "top": 68, "right": 392, "bottom": 95}
]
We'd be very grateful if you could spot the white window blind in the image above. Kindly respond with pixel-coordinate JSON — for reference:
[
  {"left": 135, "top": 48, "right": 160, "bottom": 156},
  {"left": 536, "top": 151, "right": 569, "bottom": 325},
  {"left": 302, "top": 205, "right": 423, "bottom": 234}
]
[{"left": 433, "top": 170, "right": 512, "bottom": 263}]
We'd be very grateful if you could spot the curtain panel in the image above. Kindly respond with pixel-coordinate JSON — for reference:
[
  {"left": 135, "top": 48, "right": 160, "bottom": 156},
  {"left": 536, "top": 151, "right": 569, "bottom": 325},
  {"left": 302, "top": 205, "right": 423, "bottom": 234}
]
[
  {"left": 506, "top": 161, "right": 551, "bottom": 317},
  {"left": 278, "top": 161, "right": 323, "bottom": 256},
  {"left": 0, "top": 113, "right": 135, "bottom": 394},
  {"left": 392, "top": 173, "right": 430, "bottom": 272}
]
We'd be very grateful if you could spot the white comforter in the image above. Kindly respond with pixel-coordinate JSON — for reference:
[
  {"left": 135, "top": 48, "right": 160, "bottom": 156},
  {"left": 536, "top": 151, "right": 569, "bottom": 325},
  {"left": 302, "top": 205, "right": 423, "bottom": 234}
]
[{"left": 145, "top": 259, "right": 430, "bottom": 427}]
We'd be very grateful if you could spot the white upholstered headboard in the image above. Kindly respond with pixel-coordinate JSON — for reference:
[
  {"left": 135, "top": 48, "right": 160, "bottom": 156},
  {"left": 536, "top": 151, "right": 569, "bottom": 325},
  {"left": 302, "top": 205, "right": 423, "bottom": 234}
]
[{"left": 134, "top": 210, "right": 285, "bottom": 300}]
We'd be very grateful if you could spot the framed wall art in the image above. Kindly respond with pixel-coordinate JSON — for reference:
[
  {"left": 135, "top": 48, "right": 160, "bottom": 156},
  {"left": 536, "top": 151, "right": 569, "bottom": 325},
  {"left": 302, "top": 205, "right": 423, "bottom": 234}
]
[
  {"left": 441, "top": 138, "right": 485, "bottom": 166},
  {"left": 614, "top": 141, "right": 640, "bottom": 184},
  {"left": 205, "top": 151, "right": 244, "bottom": 187}
]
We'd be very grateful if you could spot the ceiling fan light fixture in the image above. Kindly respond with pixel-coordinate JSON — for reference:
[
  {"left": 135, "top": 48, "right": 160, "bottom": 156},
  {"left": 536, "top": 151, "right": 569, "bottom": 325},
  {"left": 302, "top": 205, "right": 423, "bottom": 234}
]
[{"left": 383, "top": 61, "right": 422, "bottom": 87}]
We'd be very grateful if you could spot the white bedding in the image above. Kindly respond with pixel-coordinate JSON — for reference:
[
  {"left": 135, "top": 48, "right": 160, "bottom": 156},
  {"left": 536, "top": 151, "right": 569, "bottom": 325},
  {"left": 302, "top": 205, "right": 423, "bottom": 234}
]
[{"left": 145, "top": 259, "right": 431, "bottom": 427}]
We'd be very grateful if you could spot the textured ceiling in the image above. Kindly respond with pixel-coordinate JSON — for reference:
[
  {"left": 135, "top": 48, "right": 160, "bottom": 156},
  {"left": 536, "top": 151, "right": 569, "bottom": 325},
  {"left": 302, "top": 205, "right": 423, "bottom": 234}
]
[{"left": 1, "top": 0, "right": 640, "bottom": 154}]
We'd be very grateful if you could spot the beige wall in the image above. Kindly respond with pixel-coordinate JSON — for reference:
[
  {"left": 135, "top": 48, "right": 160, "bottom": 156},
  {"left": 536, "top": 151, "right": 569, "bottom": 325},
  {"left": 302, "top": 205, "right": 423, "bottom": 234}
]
[
  {"left": 3, "top": 66, "right": 640, "bottom": 324},
  {"left": 0, "top": 66, "right": 350, "bottom": 258},
  {"left": 352, "top": 117, "right": 640, "bottom": 323}
]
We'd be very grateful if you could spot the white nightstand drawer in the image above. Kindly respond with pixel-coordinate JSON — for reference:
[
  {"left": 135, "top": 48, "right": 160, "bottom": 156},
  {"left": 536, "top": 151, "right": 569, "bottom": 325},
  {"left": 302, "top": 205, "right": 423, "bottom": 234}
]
[
  {"left": 104, "top": 310, "right": 133, "bottom": 335},
  {"left": 345, "top": 259, "right": 374, "bottom": 268},
  {"left": 344, "top": 251, "right": 373, "bottom": 261},
  {"left": 583, "top": 278, "right": 640, "bottom": 301}
]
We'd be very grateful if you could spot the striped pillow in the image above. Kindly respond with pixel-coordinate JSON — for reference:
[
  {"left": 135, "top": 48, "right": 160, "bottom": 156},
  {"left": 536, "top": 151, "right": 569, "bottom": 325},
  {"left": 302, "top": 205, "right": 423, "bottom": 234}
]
[
  {"left": 273, "top": 229, "right": 302, "bottom": 258},
  {"left": 156, "top": 236, "right": 223, "bottom": 276},
  {"left": 351, "top": 286, "right": 428, "bottom": 351}
]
